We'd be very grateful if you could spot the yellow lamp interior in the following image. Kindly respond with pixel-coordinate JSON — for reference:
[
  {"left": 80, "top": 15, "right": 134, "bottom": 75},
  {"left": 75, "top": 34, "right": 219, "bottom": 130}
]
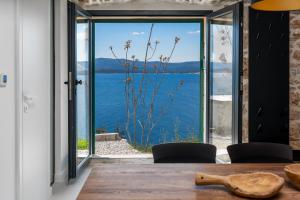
[{"left": 251, "top": 0, "right": 300, "bottom": 11}]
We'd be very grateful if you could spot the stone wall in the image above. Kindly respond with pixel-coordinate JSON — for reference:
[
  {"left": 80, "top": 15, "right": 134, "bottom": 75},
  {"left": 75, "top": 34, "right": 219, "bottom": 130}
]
[
  {"left": 290, "top": 11, "right": 300, "bottom": 149},
  {"left": 78, "top": 0, "right": 237, "bottom": 10},
  {"left": 242, "top": 0, "right": 250, "bottom": 143}
]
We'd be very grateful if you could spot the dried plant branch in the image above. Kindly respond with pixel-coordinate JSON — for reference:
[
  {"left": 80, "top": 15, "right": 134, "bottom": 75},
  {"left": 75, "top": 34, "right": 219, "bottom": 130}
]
[
  {"left": 147, "top": 40, "right": 159, "bottom": 61},
  {"left": 110, "top": 23, "right": 183, "bottom": 148}
]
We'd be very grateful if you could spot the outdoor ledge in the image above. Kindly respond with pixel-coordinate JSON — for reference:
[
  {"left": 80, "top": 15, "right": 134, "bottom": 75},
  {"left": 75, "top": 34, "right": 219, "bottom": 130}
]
[
  {"left": 211, "top": 95, "right": 232, "bottom": 102},
  {"left": 95, "top": 132, "right": 121, "bottom": 141}
]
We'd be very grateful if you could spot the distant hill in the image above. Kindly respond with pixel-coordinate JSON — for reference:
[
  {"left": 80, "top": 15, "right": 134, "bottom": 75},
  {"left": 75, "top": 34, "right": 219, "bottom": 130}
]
[
  {"left": 94, "top": 58, "right": 201, "bottom": 73},
  {"left": 78, "top": 58, "right": 232, "bottom": 74}
]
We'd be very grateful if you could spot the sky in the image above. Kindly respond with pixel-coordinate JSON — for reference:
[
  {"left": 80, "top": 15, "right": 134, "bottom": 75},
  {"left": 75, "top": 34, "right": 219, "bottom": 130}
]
[
  {"left": 211, "top": 24, "right": 233, "bottom": 63},
  {"left": 93, "top": 22, "right": 202, "bottom": 63},
  {"left": 77, "top": 22, "right": 233, "bottom": 64},
  {"left": 77, "top": 23, "right": 90, "bottom": 63}
]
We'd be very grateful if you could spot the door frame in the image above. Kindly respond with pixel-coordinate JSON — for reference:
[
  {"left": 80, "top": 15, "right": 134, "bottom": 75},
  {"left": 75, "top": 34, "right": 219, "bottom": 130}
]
[
  {"left": 88, "top": 11, "right": 212, "bottom": 151},
  {"left": 206, "top": 2, "right": 243, "bottom": 145},
  {"left": 91, "top": 16, "right": 206, "bottom": 153}
]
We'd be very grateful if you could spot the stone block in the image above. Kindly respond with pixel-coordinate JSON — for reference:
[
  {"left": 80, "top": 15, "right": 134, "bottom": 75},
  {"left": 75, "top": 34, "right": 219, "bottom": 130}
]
[{"left": 95, "top": 133, "right": 121, "bottom": 141}]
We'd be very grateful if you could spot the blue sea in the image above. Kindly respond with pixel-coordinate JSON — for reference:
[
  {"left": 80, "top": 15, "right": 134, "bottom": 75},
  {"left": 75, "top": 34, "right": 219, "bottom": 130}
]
[
  {"left": 77, "top": 72, "right": 231, "bottom": 146},
  {"left": 94, "top": 73, "right": 201, "bottom": 145}
]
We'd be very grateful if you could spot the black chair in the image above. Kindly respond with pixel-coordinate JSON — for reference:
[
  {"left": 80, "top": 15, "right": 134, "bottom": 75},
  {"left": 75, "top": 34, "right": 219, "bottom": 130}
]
[
  {"left": 227, "top": 143, "right": 293, "bottom": 163},
  {"left": 152, "top": 143, "right": 217, "bottom": 163}
]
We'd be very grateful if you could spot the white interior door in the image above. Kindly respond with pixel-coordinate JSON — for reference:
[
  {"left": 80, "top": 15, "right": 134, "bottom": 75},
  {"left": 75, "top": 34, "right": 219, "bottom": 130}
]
[{"left": 21, "top": 0, "right": 52, "bottom": 199}]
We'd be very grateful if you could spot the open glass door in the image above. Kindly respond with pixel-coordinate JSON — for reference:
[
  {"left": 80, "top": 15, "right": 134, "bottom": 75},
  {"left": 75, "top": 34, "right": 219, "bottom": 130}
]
[
  {"left": 207, "top": 2, "right": 243, "bottom": 156},
  {"left": 67, "top": 2, "right": 92, "bottom": 179}
]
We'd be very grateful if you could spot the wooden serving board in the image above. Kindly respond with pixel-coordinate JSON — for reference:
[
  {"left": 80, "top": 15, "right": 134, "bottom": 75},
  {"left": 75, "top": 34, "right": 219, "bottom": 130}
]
[{"left": 195, "top": 172, "right": 284, "bottom": 198}]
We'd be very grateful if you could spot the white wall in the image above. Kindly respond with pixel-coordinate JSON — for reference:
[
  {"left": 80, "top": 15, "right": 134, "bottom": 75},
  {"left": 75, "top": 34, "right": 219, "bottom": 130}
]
[
  {"left": 54, "top": 0, "right": 69, "bottom": 182},
  {"left": 0, "top": 0, "right": 16, "bottom": 199},
  {"left": 0, "top": 0, "right": 52, "bottom": 199}
]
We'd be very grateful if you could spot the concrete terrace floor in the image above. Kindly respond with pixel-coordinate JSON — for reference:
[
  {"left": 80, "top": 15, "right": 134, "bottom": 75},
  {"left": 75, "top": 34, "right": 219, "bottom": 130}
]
[
  {"left": 78, "top": 138, "right": 231, "bottom": 163},
  {"left": 91, "top": 138, "right": 231, "bottom": 163}
]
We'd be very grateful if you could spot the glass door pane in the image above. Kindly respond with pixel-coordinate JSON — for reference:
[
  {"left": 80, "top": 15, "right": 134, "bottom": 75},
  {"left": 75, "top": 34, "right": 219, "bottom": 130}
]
[
  {"left": 76, "top": 13, "right": 91, "bottom": 166},
  {"left": 209, "top": 12, "right": 234, "bottom": 150},
  {"left": 207, "top": 2, "right": 243, "bottom": 162},
  {"left": 67, "top": 1, "right": 92, "bottom": 179}
]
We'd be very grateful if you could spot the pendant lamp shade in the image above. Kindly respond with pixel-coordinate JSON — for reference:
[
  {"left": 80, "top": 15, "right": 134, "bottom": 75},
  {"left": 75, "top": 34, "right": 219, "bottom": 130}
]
[{"left": 251, "top": 0, "right": 300, "bottom": 11}]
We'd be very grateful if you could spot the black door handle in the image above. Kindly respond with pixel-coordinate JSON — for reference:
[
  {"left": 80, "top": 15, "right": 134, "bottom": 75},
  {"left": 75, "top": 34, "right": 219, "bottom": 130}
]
[{"left": 75, "top": 80, "right": 83, "bottom": 85}]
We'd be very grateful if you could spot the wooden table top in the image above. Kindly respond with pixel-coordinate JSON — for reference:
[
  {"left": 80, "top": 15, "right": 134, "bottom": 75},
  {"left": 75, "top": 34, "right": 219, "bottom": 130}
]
[{"left": 77, "top": 164, "right": 300, "bottom": 200}]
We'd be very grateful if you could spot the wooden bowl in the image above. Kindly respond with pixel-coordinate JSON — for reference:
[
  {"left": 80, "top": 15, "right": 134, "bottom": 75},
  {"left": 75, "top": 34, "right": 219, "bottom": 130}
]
[
  {"left": 227, "top": 172, "right": 284, "bottom": 198},
  {"left": 196, "top": 172, "right": 284, "bottom": 199},
  {"left": 284, "top": 164, "right": 300, "bottom": 189}
]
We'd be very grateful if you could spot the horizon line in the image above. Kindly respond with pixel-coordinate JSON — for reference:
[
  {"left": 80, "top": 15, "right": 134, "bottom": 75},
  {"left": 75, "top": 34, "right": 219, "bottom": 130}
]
[{"left": 90, "top": 57, "right": 201, "bottom": 63}]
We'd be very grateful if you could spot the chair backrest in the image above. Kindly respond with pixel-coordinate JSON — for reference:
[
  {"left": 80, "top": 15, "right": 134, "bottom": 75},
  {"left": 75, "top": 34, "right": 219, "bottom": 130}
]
[
  {"left": 227, "top": 143, "right": 293, "bottom": 163},
  {"left": 152, "top": 143, "right": 217, "bottom": 163}
]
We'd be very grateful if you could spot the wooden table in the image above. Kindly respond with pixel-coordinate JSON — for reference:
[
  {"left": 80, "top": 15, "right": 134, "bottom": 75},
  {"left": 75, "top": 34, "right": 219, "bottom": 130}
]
[{"left": 77, "top": 164, "right": 300, "bottom": 200}]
